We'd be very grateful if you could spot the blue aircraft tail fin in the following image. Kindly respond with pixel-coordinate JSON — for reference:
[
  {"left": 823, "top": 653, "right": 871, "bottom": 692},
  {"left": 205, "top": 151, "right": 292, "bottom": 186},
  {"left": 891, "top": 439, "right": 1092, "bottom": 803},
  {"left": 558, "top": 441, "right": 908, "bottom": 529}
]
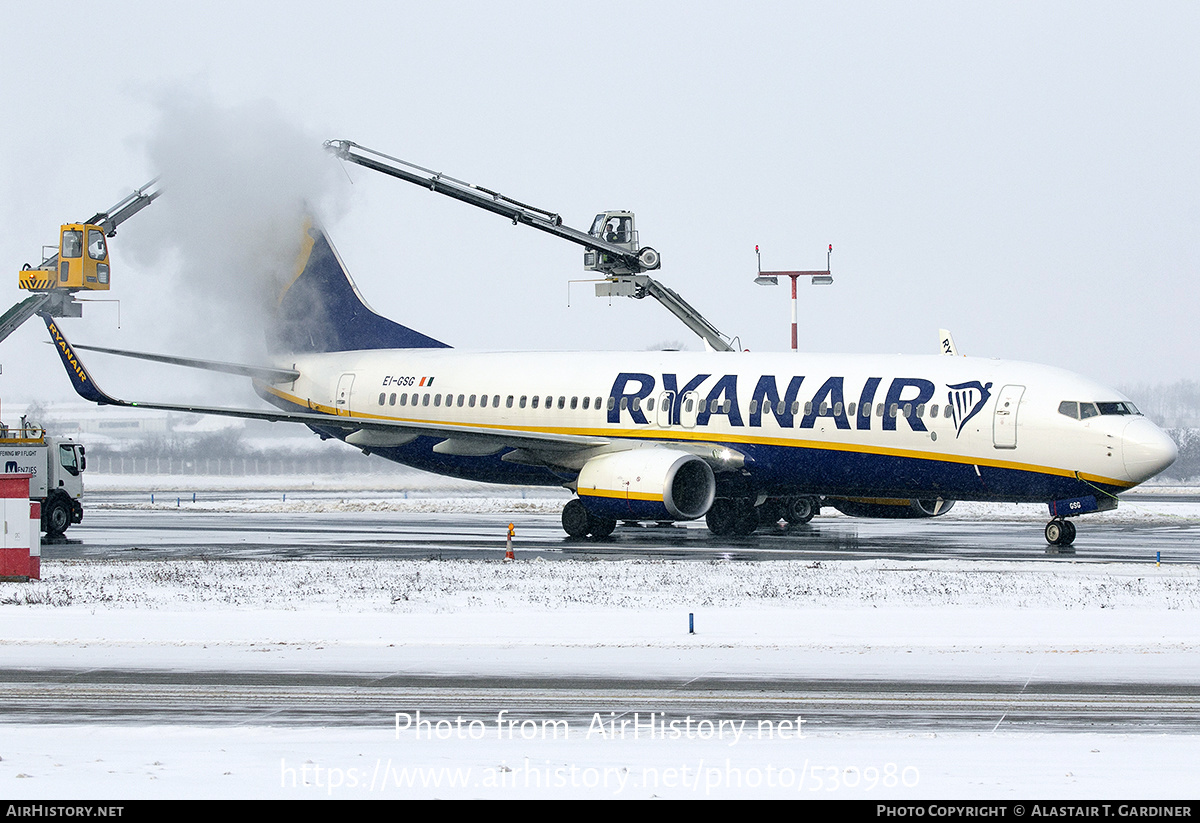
[{"left": 269, "top": 221, "right": 450, "bottom": 354}]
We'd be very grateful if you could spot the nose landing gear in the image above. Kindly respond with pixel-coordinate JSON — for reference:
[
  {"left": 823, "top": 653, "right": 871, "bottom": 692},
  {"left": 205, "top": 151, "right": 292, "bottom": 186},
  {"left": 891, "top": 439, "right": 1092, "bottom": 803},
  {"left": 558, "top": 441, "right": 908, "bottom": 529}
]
[{"left": 1045, "top": 518, "right": 1077, "bottom": 547}]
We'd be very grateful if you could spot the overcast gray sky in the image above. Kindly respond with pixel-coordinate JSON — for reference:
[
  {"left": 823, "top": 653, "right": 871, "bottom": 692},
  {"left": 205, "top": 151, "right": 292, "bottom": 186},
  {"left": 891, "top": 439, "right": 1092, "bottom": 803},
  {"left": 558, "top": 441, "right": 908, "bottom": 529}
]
[{"left": 2, "top": 1, "right": 1197, "bottom": 409}]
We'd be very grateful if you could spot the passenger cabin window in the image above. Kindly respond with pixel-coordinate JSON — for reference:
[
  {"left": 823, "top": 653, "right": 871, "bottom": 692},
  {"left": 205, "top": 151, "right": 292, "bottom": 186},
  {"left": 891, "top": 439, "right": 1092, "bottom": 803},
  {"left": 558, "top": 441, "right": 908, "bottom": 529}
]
[
  {"left": 390, "top": 393, "right": 397, "bottom": 406},
  {"left": 378, "top": 393, "right": 386, "bottom": 406}
]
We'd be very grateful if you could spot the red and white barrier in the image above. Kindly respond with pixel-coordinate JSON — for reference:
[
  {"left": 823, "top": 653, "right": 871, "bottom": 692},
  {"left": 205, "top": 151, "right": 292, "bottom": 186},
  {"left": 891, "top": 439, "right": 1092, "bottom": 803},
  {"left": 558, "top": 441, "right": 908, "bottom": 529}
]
[{"left": 0, "top": 474, "right": 36, "bottom": 581}]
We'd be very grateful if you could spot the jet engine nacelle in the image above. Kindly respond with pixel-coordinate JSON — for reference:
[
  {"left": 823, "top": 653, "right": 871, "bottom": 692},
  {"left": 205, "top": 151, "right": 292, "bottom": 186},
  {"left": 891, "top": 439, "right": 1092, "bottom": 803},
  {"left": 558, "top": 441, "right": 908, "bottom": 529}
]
[
  {"left": 576, "top": 448, "right": 716, "bottom": 521},
  {"left": 828, "top": 497, "right": 956, "bottom": 519}
]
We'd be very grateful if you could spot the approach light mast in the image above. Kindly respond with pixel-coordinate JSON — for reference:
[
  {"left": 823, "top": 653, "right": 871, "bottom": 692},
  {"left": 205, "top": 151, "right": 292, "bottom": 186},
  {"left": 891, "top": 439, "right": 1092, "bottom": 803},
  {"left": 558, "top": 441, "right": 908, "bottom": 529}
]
[{"left": 753, "top": 244, "right": 834, "bottom": 351}]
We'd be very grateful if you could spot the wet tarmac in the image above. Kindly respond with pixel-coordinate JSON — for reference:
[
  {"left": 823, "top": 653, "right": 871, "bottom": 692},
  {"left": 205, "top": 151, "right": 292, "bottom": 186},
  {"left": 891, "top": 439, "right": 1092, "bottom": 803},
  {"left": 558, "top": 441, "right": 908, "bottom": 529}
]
[
  {"left": 5, "top": 669, "right": 1200, "bottom": 733},
  {"left": 43, "top": 489, "right": 1200, "bottom": 564}
]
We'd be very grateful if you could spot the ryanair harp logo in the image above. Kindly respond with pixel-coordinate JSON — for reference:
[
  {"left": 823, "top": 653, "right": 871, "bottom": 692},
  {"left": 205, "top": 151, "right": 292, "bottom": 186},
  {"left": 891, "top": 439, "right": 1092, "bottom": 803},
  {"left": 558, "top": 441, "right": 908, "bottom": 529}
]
[{"left": 946, "top": 381, "right": 992, "bottom": 438}]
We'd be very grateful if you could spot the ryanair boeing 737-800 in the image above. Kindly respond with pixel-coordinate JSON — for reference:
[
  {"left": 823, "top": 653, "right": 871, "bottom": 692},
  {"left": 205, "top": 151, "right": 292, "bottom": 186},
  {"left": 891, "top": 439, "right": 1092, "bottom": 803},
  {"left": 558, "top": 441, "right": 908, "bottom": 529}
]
[{"left": 42, "top": 222, "right": 1177, "bottom": 547}]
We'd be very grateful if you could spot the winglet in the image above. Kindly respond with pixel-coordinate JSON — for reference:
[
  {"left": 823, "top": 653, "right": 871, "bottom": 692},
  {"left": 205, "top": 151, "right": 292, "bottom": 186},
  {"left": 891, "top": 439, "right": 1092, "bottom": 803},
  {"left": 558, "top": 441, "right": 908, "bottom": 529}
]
[{"left": 40, "top": 313, "right": 124, "bottom": 405}]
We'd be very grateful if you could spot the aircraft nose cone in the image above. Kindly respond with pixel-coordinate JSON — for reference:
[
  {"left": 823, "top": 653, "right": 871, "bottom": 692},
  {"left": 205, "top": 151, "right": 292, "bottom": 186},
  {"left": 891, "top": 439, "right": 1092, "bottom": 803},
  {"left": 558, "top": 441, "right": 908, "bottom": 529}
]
[{"left": 1122, "top": 418, "right": 1178, "bottom": 483}]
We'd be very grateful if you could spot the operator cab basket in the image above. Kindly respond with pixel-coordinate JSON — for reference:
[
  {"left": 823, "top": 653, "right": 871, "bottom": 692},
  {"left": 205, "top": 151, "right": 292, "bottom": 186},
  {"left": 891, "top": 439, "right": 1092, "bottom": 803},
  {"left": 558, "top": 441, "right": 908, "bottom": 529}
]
[{"left": 19, "top": 223, "right": 111, "bottom": 292}]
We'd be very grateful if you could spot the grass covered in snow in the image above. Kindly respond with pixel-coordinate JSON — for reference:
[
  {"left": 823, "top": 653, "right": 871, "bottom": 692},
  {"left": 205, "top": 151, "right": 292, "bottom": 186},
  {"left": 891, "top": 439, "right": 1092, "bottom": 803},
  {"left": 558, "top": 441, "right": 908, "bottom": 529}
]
[{"left": 5, "top": 556, "right": 1199, "bottom": 612}]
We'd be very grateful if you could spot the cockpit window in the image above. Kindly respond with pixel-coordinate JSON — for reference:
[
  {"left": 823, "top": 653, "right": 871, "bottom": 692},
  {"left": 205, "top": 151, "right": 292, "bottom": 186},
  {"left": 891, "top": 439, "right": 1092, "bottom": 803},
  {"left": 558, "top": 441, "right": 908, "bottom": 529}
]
[{"left": 1059, "top": 400, "right": 1142, "bottom": 420}]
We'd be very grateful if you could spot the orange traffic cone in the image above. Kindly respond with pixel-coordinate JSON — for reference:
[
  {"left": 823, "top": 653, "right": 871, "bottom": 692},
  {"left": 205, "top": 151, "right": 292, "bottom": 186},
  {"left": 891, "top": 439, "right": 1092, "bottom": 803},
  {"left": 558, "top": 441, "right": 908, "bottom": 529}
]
[{"left": 504, "top": 522, "right": 515, "bottom": 561}]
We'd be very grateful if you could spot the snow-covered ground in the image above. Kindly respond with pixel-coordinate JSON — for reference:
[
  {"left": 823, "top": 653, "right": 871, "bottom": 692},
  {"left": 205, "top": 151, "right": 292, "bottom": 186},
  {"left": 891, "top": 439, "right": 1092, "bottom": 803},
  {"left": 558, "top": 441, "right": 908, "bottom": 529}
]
[{"left": 3, "top": 480, "right": 1199, "bottom": 798}]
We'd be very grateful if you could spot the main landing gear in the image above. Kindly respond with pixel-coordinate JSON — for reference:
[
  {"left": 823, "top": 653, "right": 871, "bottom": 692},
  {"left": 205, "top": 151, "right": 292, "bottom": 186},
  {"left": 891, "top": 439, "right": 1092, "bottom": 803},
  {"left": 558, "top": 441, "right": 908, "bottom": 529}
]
[
  {"left": 561, "top": 498, "right": 616, "bottom": 539},
  {"left": 1045, "top": 518, "right": 1077, "bottom": 547},
  {"left": 706, "top": 496, "right": 819, "bottom": 537}
]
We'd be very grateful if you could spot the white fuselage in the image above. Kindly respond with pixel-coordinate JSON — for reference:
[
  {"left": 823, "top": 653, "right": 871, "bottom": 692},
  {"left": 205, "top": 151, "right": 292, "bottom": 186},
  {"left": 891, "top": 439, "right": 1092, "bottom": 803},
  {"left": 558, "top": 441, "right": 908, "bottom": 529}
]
[{"left": 257, "top": 349, "right": 1176, "bottom": 503}]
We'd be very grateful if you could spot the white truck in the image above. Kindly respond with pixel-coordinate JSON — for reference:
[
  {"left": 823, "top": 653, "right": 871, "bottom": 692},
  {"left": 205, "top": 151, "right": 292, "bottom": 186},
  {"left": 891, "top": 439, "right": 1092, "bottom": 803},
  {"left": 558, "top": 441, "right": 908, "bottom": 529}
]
[{"left": 0, "top": 420, "right": 85, "bottom": 537}]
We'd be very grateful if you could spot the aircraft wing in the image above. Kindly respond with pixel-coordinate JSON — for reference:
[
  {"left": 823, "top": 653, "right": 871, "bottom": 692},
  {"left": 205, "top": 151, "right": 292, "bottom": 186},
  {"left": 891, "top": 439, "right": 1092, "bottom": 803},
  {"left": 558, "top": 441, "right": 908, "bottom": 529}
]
[
  {"left": 65, "top": 342, "right": 301, "bottom": 383},
  {"left": 41, "top": 314, "right": 608, "bottom": 453}
]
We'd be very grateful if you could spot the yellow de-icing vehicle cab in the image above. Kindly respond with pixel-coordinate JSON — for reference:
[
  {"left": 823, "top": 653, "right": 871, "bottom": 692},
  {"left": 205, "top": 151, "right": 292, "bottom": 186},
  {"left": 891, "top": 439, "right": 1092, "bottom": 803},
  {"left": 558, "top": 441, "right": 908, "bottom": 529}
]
[
  {"left": 18, "top": 223, "right": 111, "bottom": 292},
  {"left": 2, "top": 180, "right": 157, "bottom": 345}
]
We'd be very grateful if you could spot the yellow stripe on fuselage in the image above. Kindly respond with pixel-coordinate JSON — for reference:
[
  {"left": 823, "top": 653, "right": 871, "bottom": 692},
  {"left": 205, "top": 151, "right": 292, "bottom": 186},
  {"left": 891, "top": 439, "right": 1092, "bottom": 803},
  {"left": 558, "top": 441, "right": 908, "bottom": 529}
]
[{"left": 258, "top": 384, "right": 1135, "bottom": 489}]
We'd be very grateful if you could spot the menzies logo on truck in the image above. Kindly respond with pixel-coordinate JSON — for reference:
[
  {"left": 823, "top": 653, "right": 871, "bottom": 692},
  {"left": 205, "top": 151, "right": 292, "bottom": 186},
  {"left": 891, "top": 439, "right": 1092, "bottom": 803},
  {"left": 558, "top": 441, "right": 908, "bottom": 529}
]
[{"left": 5, "top": 459, "right": 38, "bottom": 475}]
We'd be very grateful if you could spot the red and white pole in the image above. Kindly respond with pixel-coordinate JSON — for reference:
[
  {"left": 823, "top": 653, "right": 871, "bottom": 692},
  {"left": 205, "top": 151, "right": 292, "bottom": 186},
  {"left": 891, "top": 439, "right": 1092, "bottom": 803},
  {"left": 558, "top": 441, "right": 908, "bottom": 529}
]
[
  {"left": 755, "top": 245, "right": 833, "bottom": 353},
  {"left": 789, "top": 273, "right": 800, "bottom": 352}
]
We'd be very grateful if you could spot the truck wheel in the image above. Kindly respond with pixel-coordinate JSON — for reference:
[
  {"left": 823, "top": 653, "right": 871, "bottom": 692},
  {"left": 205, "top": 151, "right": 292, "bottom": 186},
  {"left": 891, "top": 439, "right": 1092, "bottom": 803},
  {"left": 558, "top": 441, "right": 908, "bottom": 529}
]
[{"left": 44, "top": 496, "right": 72, "bottom": 536}]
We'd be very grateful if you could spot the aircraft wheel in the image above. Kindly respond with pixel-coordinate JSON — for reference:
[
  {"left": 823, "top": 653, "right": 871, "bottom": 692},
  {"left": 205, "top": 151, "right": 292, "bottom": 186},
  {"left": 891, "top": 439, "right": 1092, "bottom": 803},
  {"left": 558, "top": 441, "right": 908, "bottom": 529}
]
[
  {"left": 706, "top": 499, "right": 736, "bottom": 536},
  {"left": 1045, "top": 519, "right": 1066, "bottom": 545},
  {"left": 757, "top": 499, "right": 784, "bottom": 527},
  {"left": 786, "top": 496, "right": 815, "bottom": 525},
  {"left": 588, "top": 514, "right": 616, "bottom": 538},
  {"left": 562, "top": 499, "right": 591, "bottom": 538},
  {"left": 1061, "top": 519, "right": 1077, "bottom": 545},
  {"left": 43, "top": 495, "right": 72, "bottom": 537},
  {"left": 732, "top": 504, "right": 759, "bottom": 536}
]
